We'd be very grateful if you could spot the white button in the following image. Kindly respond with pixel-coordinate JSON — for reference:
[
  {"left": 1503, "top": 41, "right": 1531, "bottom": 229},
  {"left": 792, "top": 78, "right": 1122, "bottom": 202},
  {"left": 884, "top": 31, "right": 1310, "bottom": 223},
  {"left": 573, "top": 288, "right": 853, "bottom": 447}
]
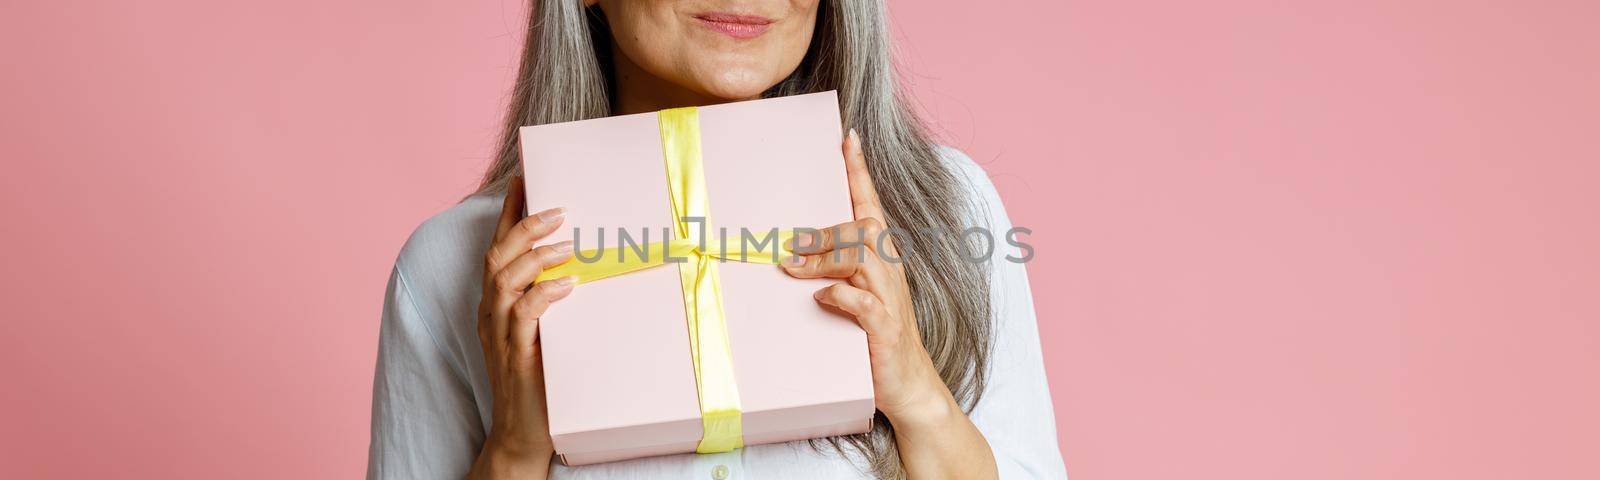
[{"left": 711, "top": 464, "right": 730, "bottom": 480}]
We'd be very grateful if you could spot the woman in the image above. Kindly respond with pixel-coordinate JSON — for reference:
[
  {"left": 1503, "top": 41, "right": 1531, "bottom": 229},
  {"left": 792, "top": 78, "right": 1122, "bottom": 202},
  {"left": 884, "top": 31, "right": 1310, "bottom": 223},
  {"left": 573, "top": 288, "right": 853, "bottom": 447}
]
[{"left": 368, "top": 0, "right": 1065, "bottom": 478}]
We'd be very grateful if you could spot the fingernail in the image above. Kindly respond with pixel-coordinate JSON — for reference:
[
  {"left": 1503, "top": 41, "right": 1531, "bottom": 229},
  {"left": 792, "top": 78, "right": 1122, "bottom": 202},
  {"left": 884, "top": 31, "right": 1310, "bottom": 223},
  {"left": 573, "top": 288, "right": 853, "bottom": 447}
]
[
  {"left": 548, "top": 240, "right": 573, "bottom": 254},
  {"left": 536, "top": 207, "right": 566, "bottom": 223},
  {"left": 554, "top": 276, "right": 577, "bottom": 286},
  {"left": 848, "top": 128, "right": 859, "bottom": 143},
  {"left": 784, "top": 255, "right": 806, "bottom": 266}
]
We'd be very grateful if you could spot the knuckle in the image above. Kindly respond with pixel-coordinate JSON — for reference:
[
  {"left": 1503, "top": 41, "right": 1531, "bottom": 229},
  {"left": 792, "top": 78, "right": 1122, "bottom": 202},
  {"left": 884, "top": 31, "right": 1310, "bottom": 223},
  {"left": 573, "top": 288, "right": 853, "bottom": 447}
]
[
  {"left": 855, "top": 290, "right": 878, "bottom": 310},
  {"left": 484, "top": 247, "right": 505, "bottom": 273},
  {"left": 511, "top": 341, "right": 537, "bottom": 360},
  {"left": 861, "top": 295, "right": 890, "bottom": 319},
  {"left": 807, "top": 254, "right": 829, "bottom": 273},
  {"left": 509, "top": 296, "right": 540, "bottom": 319},
  {"left": 518, "top": 217, "right": 543, "bottom": 235},
  {"left": 492, "top": 270, "right": 518, "bottom": 294},
  {"left": 861, "top": 217, "right": 885, "bottom": 235},
  {"left": 806, "top": 230, "right": 832, "bottom": 253}
]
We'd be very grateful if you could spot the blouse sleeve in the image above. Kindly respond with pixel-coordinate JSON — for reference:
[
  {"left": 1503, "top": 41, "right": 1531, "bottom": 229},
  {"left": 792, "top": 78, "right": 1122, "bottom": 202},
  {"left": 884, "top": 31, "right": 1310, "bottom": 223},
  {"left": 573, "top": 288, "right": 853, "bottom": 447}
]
[
  {"left": 366, "top": 264, "right": 485, "bottom": 480},
  {"left": 942, "top": 146, "right": 1070, "bottom": 479}
]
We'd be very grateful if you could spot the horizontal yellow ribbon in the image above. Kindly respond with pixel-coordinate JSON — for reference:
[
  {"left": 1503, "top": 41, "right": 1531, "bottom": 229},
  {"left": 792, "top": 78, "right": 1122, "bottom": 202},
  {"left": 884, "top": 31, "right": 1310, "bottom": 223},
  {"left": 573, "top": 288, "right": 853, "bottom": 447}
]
[
  {"left": 533, "top": 107, "right": 794, "bottom": 453},
  {"left": 538, "top": 234, "right": 797, "bottom": 285}
]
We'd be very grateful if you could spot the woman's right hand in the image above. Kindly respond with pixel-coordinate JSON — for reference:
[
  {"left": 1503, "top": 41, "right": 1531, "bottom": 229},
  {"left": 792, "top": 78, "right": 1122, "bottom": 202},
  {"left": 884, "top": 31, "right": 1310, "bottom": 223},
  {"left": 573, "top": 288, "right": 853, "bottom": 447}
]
[{"left": 467, "top": 176, "right": 576, "bottom": 480}]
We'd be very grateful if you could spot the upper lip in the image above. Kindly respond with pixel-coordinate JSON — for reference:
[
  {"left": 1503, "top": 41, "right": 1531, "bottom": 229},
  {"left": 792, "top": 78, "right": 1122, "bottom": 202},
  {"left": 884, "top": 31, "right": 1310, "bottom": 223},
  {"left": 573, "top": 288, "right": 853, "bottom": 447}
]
[{"left": 694, "top": 12, "right": 774, "bottom": 25}]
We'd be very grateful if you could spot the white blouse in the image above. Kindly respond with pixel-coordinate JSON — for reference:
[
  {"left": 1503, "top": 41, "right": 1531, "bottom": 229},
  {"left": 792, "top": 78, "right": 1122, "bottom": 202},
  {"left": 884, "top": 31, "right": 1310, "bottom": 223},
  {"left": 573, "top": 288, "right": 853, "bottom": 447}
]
[{"left": 367, "top": 147, "right": 1068, "bottom": 479}]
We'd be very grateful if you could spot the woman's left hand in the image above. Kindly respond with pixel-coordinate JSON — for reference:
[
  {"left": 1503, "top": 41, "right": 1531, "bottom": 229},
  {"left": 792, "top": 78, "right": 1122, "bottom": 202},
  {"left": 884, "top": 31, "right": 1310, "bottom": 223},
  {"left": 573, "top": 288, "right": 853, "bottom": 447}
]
[{"left": 780, "top": 129, "right": 957, "bottom": 427}]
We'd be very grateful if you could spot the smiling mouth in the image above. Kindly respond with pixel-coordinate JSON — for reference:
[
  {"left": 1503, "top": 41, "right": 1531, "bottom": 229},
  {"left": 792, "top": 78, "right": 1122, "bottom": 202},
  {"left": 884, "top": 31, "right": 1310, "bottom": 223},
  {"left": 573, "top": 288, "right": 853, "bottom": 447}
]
[{"left": 694, "top": 13, "right": 774, "bottom": 40}]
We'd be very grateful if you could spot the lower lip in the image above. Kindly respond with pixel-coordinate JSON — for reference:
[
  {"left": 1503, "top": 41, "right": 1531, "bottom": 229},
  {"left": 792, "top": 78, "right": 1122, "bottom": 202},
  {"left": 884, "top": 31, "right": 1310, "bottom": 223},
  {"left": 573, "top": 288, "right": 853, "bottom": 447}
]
[{"left": 695, "top": 17, "right": 772, "bottom": 40}]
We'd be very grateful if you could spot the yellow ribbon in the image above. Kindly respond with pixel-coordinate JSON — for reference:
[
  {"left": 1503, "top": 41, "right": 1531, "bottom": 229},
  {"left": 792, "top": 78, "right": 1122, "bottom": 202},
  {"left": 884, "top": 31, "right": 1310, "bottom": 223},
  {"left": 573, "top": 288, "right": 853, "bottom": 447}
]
[{"left": 535, "top": 107, "right": 794, "bottom": 453}]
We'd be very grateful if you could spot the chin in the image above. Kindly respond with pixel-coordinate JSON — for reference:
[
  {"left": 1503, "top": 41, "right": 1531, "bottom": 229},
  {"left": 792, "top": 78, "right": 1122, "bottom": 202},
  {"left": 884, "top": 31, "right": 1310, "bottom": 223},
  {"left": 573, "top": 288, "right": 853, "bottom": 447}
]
[{"left": 692, "top": 67, "right": 785, "bottom": 101}]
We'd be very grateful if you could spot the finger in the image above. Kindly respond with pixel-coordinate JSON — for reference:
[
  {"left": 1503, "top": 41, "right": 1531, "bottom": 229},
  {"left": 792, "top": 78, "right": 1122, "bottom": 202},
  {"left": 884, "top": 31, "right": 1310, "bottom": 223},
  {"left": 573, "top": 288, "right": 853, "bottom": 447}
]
[
  {"left": 484, "top": 241, "right": 570, "bottom": 346},
  {"left": 812, "top": 283, "right": 894, "bottom": 335},
  {"left": 491, "top": 241, "right": 576, "bottom": 309},
  {"left": 843, "top": 128, "right": 886, "bottom": 221},
  {"left": 493, "top": 176, "right": 526, "bottom": 242},
  {"left": 485, "top": 206, "right": 567, "bottom": 279},
  {"left": 790, "top": 218, "right": 887, "bottom": 255},
  {"left": 782, "top": 246, "right": 886, "bottom": 285},
  {"left": 508, "top": 276, "right": 577, "bottom": 357}
]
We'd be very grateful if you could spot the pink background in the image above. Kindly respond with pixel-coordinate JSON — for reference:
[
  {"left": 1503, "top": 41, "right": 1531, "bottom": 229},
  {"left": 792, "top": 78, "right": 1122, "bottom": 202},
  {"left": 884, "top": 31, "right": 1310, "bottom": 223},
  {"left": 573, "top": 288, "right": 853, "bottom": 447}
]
[{"left": 2, "top": 0, "right": 1596, "bottom": 478}]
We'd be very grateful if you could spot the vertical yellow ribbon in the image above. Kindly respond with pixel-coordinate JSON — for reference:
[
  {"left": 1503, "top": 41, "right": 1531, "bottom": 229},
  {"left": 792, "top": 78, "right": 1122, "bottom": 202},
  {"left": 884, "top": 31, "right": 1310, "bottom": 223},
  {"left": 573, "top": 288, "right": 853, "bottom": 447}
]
[{"left": 658, "top": 107, "right": 743, "bottom": 453}]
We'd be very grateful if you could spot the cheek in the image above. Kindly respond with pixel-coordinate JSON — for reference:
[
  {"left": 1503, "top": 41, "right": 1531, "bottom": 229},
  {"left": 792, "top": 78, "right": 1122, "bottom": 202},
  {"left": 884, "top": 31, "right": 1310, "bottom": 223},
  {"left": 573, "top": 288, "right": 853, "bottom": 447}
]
[
  {"left": 764, "top": 2, "right": 819, "bottom": 82},
  {"left": 770, "top": 14, "right": 816, "bottom": 69},
  {"left": 604, "top": 2, "right": 689, "bottom": 75}
]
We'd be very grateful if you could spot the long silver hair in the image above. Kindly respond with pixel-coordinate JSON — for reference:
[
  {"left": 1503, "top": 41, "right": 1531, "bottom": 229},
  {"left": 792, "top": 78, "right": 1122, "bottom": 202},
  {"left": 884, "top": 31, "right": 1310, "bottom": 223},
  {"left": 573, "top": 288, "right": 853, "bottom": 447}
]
[{"left": 476, "top": 2, "right": 991, "bottom": 477}]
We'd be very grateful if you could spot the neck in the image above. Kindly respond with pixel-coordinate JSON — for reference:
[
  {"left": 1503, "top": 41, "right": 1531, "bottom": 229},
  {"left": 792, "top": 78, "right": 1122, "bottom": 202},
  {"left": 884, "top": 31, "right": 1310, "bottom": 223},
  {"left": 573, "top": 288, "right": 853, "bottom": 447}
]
[{"left": 610, "top": 45, "right": 750, "bottom": 115}]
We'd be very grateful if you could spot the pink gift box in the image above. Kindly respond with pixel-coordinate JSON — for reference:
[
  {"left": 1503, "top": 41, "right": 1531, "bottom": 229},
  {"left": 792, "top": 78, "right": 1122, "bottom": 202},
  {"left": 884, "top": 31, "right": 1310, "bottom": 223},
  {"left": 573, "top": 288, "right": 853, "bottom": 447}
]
[{"left": 519, "top": 91, "right": 875, "bottom": 466}]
